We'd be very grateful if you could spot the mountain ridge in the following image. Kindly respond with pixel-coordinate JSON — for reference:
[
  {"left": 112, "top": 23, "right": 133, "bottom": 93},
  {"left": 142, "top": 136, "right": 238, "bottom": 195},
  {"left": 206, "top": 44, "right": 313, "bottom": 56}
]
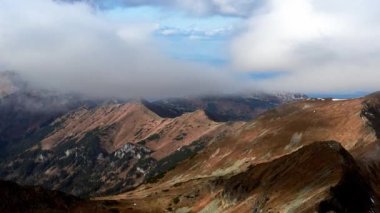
[
  {"left": 98, "top": 94, "right": 380, "bottom": 212},
  {"left": 2, "top": 71, "right": 380, "bottom": 212}
]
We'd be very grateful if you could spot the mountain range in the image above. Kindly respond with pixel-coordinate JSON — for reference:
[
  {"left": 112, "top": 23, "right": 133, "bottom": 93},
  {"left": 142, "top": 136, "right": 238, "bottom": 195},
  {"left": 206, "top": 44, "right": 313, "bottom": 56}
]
[{"left": 0, "top": 72, "right": 379, "bottom": 212}]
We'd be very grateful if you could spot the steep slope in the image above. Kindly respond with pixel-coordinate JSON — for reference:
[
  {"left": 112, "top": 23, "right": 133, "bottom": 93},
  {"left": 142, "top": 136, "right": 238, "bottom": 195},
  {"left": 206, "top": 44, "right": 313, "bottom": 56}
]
[
  {"left": 355, "top": 92, "right": 380, "bottom": 210},
  {"left": 0, "top": 102, "right": 243, "bottom": 197},
  {"left": 104, "top": 96, "right": 380, "bottom": 212},
  {"left": 107, "top": 142, "right": 374, "bottom": 212}
]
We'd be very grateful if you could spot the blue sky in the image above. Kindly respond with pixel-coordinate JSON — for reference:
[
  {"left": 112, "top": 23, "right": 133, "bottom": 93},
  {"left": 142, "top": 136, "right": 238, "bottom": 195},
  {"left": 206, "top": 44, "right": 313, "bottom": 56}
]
[
  {"left": 102, "top": 5, "right": 297, "bottom": 85},
  {"left": 104, "top": 6, "right": 240, "bottom": 66}
]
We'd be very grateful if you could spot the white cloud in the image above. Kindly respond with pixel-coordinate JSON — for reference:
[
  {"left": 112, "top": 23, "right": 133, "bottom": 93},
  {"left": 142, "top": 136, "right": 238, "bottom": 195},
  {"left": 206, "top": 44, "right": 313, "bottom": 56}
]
[
  {"left": 0, "top": 0, "right": 244, "bottom": 99},
  {"left": 156, "top": 26, "right": 234, "bottom": 40},
  {"left": 4, "top": 0, "right": 378, "bottom": 97},
  {"left": 231, "top": 0, "right": 380, "bottom": 93}
]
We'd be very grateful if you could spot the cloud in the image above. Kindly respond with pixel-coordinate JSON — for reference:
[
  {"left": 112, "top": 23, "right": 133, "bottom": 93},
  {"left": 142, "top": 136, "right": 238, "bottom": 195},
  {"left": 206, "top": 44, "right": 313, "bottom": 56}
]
[
  {"left": 3, "top": 0, "right": 378, "bottom": 97},
  {"left": 173, "top": 0, "right": 258, "bottom": 17},
  {"left": 156, "top": 26, "right": 234, "bottom": 40},
  {"left": 0, "top": 0, "right": 245, "bottom": 99},
  {"left": 64, "top": 0, "right": 260, "bottom": 17},
  {"left": 231, "top": 0, "right": 380, "bottom": 93}
]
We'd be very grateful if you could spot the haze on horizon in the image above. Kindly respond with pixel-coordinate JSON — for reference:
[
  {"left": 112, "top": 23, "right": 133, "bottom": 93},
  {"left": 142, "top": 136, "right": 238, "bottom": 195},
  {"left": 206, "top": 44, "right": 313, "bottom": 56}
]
[{"left": 0, "top": 0, "right": 379, "bottom": 99}]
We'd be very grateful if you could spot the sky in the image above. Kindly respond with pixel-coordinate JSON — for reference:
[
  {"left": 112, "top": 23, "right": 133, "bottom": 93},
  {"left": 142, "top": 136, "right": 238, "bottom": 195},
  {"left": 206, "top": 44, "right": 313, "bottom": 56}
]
[{"left": 0, "top": 0, "right": 379, "bottom": 98}]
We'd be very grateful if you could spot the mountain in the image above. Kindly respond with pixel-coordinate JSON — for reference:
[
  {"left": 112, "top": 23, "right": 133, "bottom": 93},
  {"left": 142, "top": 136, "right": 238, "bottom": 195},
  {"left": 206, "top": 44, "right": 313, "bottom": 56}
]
[
  {"left": 0, "top": 72, "right": 302, "bottom": 198},
  {"left": 106, "top": 142, "right": 373, "bottom": 212},
  {"left": 142, "top": 92, "right": 306, "bottom": 122},
  {"left": 0, "top": 71, "right": 302, "bottom": 152},
  {"left": 5, "top": 71, "right": 380, "bottom": 212},
  {"left": 0, "top": 102, "right": 244, "bottom": 196},
  {"left": 99, "top": 95, "right": 380, "bottom": 212}
]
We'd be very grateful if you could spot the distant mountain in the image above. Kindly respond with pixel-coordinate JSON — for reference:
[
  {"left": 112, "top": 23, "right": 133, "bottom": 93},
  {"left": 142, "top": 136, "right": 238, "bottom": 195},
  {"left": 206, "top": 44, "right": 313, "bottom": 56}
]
[{"left": 142, "top": 93, "right": 306, "bottom": 122}]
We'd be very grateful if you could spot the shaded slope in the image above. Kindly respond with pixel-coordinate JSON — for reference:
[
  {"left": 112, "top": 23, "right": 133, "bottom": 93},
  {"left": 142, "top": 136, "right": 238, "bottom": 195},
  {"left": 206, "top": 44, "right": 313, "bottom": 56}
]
[
  {"left": 0, "top": 180, "right": 78, "bottom": 212},
  {"left": 355, "top": 92, "right": 380, "bottom": 210},
  {"left": 0, "top": 180, "right": 117, "bottom": 213},
  {"left": 107, "top": 142, "right": 374, "bottom": 212},
  {"left": 219, "top": 142, "right": 373, "bottom": 213}
]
